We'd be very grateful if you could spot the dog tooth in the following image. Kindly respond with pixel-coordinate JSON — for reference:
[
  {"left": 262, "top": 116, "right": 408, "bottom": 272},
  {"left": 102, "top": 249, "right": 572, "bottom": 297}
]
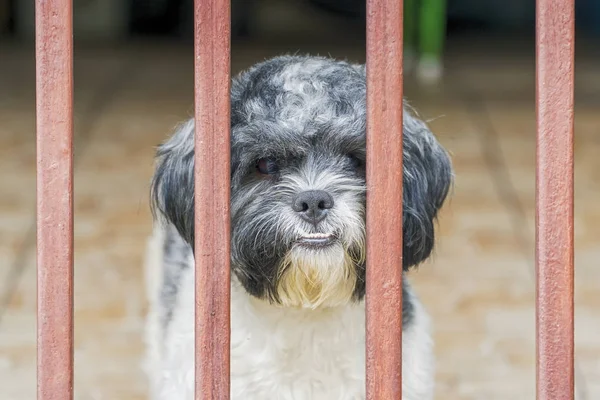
[{"left": 303, "top": 233, "right": 333, "bottom": 239}]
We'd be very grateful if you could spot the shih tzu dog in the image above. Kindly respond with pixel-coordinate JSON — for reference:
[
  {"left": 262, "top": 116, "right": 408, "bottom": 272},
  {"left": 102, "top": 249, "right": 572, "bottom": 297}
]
[{"left": 144, "top": 55, "right": 452, "bottom": 400}]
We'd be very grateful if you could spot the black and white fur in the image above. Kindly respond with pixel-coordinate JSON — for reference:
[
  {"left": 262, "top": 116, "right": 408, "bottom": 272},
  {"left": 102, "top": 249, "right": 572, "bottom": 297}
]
[{"left": 145, "top": 55, "right": 452, "bottom": 399}]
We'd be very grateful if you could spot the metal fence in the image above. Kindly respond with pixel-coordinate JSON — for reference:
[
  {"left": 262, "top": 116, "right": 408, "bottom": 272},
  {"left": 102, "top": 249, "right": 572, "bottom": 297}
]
[{"left": 35, "top": 0, "right": 575, "bottom": 398}]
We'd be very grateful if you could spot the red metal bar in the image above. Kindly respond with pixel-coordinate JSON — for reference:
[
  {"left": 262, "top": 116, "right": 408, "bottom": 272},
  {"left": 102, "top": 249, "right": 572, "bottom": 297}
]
[
  {"left": 536, "top": 0, "right": 575, "bottom": 399},
  {"left": 365, "top": 0, "right": 404, "bottom": 398},
  {"left": 35, "top": 0, "right": 74, "bottom": 399},
  {"left": 193, "top": 0, "right": 231, "bottom": 398}
]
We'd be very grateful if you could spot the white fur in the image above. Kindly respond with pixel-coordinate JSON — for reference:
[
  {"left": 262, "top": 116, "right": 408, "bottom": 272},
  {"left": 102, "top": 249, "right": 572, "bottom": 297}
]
[
  {"left": 145, "top": 227, "right": 434, "bottom": 400},
  {"left": 144, "top": 224, "right": 167, "bottom": 398}
]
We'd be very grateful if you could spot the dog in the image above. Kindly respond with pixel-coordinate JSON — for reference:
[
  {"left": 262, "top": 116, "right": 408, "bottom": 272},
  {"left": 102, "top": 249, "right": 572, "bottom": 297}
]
[{"left": 144, "top": 55, "right": 452, "bottom": 400}]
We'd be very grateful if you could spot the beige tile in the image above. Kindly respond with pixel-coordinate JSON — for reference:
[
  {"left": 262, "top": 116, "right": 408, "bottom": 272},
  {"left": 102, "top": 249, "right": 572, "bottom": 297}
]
[
  {"left": 0, "top": 53, "right": 190, "bottom": 398},
  {"left": 478, "top": 101, "right": 600, "bottom": 399},
  {"left": 402, "top": 104, "right": 538, "bottom": 399}
]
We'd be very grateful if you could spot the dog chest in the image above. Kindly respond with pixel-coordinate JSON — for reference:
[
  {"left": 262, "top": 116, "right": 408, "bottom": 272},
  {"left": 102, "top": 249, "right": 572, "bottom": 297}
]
[{"left": 229, "top": 284, "right": 367, "bottom": 399}]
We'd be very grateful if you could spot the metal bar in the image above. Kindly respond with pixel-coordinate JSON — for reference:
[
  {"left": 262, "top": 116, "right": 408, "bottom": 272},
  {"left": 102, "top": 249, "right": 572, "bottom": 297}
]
[
  {"left": 35, "top": 0, "right": 74, "bottom": 399},
  {"left": 535, "top": 0, "right": 575, "bottom": 398},
  {"left": 365, "top": 0, "right": 404, "bottom": 398},
  {"left": 193, "top": 0, "right": 231, "bottom": 398}
]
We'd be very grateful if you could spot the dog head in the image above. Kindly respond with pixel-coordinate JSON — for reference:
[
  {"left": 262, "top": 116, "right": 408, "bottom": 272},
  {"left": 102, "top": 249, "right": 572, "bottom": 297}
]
[{"left": 151, "top": 56, "right": 452, "bottom": 309}]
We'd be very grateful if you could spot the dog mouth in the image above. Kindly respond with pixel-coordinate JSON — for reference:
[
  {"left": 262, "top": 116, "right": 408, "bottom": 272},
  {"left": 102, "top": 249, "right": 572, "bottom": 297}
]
[{"left": 296, "top": 232, "right": 337, "bottom": 248}]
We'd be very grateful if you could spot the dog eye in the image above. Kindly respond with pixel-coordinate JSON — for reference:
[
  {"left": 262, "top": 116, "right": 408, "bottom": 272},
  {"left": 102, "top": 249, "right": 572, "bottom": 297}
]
[
  {"left": 256, "top": 158, "right": 279, "bottom": 175},
  {"left": 348, "top": 154, "right": 363, "bottom": 169}
]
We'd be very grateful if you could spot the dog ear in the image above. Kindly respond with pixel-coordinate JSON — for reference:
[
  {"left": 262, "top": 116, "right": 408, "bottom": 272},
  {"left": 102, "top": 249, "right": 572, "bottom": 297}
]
[
  {"left": 354, "top": 64, "right": 452, "bottom": 268},
  {"left": 150, "top": 119, "right": 196, "bottom": 246},
  {"left": 401, "top": 106, "right": 452, "bottom": 269}
]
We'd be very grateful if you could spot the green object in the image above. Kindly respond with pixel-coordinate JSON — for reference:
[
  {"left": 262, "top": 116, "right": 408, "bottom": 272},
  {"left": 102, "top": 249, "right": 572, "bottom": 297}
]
[
  {"left": 404, "top": 0, "right": 446, "bottom": 59},
  {"left": 404, "top": 0, "right": 417, "bottom": 51},
  {"left": 419, "top": 0, "right": 446, "bottom": 58}
]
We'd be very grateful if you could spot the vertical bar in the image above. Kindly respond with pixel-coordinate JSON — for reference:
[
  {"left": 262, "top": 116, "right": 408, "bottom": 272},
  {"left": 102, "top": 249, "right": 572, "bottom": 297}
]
[
  {"left": 536, "top": 0, "right": 575, "bottom": 399},
  {"left": 365, "top": 0, "right": 404, "bottom": 399},
  {"left": 193, "top": 0, "right": 231, "bottom": 398},
  {"left": 35, "top": 0, "right": 74, "bottom": 399}
]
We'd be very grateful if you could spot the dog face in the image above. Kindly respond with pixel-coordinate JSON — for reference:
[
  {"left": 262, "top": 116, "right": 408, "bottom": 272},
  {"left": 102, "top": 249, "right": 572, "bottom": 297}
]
[{"left": 151, "top": 56, "right": 452, "bottom": 309}]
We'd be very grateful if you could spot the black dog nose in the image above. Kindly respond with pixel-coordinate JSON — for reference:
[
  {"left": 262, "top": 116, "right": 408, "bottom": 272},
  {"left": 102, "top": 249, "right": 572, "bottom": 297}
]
[{"left": 292, "top": 190, "right": 334, "bottom": 225}]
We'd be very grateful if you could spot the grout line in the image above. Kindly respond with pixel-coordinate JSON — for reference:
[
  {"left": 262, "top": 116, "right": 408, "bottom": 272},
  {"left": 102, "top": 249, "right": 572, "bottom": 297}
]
[
  {"left": 0, "top": 224, "right": 36, "bottom": 326},
  {"left": 460, "top": 91, "right": 588, "bottom": 400},
  {"left": 460, "top": 92, "right": 534, "bottom": 262},
  {"left": 0, "top": 59, "right": 137, "bottom": 328}
]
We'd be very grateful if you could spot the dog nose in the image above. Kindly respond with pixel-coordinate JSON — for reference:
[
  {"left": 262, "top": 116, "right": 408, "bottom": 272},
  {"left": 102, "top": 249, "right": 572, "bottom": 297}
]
[{"left": 292, "top": 190, "right": 334, "bottom": 225}]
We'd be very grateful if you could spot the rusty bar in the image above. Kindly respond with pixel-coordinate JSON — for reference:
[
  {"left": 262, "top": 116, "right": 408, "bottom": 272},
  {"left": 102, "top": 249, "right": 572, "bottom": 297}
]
[
  {"left": 536, "top": 0, "right": 575, "bottom": 398},
  {"left": 365, "top": 0, "right": 404, "bottom": 398},
  {"left": 193, "top": 0, "right": 231, "bottom": 398},
  {"left": 35, "top": 0, "right": 74, "bottom": 399}
]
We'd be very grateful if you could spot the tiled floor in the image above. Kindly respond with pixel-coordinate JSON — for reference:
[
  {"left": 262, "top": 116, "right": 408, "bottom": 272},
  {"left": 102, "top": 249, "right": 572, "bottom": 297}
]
[{"left": 1, "top": 12, "right": 599, "bottom": 400}]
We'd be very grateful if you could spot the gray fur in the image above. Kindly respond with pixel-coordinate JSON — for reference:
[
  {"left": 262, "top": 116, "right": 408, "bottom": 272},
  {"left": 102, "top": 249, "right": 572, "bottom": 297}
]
[
  {"left": 159, "top": 224, "right": 193, "bottom": 328},
  {"left": 150, "top": 55, "right": 452, "bottom": 324}
]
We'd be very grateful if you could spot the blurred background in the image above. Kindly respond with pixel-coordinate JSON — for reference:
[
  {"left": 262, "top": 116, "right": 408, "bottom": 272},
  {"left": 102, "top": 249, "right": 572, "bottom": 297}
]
[{"left": 1, "top": 0, "right": 599, "bottom": 399}]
